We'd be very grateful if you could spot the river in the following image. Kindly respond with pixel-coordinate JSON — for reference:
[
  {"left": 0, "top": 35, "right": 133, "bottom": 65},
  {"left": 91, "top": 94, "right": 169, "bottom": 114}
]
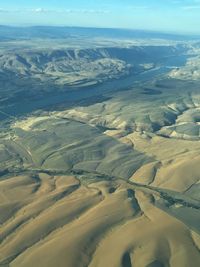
[{"left": 1, "top": 54, "right": 188, "bottom": 119}]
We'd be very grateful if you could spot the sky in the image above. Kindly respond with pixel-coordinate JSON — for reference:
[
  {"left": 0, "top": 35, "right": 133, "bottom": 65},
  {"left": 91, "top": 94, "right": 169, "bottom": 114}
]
[{"left": 0, "top": 0, "right": 200, "bottom": 34}]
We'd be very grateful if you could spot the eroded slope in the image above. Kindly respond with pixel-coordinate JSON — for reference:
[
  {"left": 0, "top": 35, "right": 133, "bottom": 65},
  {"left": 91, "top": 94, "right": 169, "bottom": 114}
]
[{"left": 1, "top": 40, "right": 200, "bottom": 267}]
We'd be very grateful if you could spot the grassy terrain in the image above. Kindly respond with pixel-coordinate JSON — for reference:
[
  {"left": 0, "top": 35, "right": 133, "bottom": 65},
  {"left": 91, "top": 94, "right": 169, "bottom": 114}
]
[{"left": 1, "top": 28, "right": 200, "bottom": 267}]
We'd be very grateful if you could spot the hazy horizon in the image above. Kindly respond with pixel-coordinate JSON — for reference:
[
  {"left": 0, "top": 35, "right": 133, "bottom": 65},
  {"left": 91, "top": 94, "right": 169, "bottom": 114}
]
[
  {"left": 1, "top": 24, "right": 200, "bottom": 37},
  {"left": 0, "top": 0, "right": 200, "bottom": 34}
]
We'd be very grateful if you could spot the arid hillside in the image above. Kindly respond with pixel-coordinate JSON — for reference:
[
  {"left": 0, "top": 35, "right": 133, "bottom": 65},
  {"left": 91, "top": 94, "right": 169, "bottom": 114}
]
[{"left": 0, "top": 28, "right": 200, "bottom": 267}]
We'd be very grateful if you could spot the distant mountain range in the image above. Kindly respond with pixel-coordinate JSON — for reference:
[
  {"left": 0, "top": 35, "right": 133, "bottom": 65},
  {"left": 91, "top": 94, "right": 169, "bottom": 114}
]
[{"left": 0, "top": 25, "right": 200, "bottom": 41}]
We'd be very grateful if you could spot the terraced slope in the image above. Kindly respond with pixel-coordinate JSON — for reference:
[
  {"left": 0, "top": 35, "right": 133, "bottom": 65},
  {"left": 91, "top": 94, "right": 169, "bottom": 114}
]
[{"left": 0, "top": 116, "right": 152, "bottom": 179}]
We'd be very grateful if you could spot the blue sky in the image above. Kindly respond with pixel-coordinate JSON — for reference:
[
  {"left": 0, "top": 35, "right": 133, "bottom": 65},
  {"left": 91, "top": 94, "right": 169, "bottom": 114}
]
[{"left": 0, "top": 0, "right": 200, "bottom": 34}]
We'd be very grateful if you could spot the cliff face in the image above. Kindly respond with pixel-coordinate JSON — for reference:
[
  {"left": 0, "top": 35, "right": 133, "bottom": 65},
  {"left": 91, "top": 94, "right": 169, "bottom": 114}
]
[
  {"left": 0, "top": 45, "right": 187, "bottom": 86},
  {"left": 0, "top": 44, "right": 189, "bottom": 121}
]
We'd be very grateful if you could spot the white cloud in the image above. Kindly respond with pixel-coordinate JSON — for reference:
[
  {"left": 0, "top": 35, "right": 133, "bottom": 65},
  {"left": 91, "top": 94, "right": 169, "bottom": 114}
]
[
  {"left": 30, "top": 8, "right": 110, "bottom": 15},
  {"left": 32, "top": 8, "right": 47, "bottom": 13},
  {"left": 0, "top": 7, "right": 110, "bottom": 15},
  {"left": 78, "top": 9, "right": 110, "bottom": 14}
]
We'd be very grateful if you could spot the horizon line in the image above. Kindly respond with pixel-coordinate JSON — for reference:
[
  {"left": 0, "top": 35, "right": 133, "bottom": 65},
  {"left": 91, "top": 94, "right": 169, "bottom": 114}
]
[{"left": 0, "top": 24, "right": 200, "bottom": 37}]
